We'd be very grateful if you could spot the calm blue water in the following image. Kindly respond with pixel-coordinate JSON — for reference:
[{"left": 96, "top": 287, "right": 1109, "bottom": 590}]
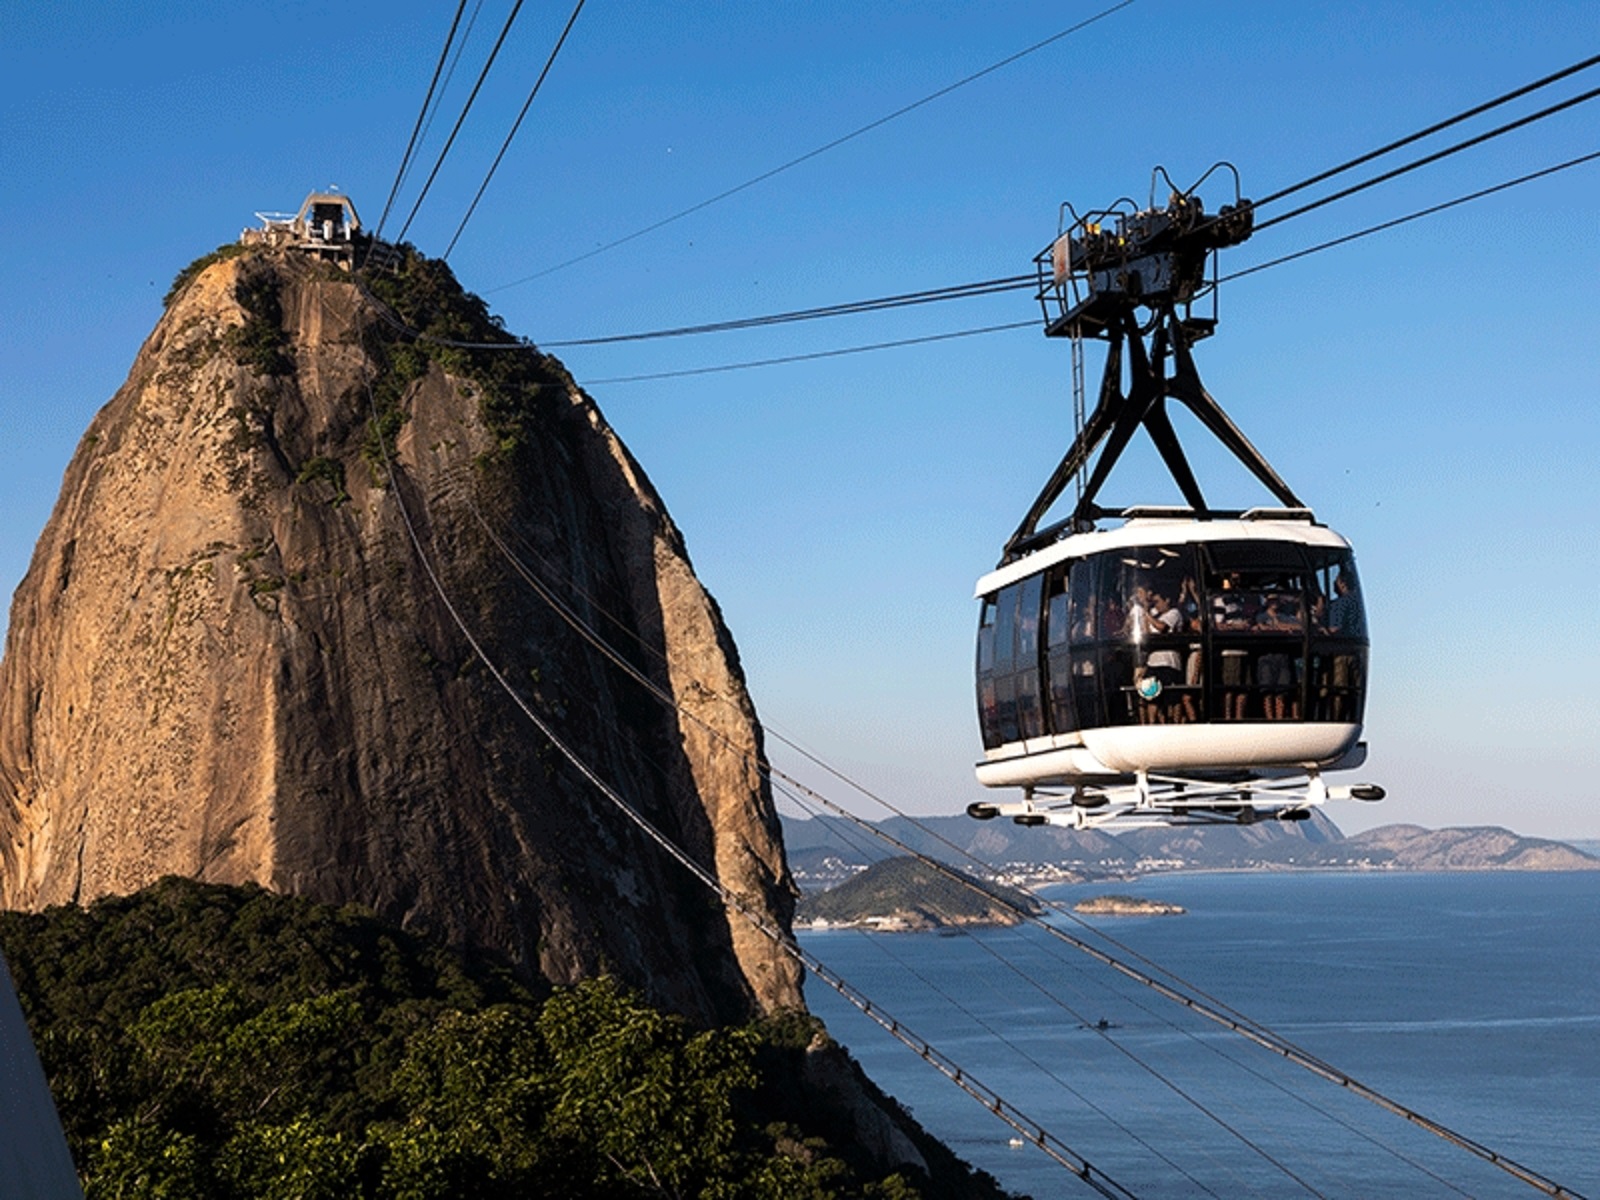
[{"left": 800, "top": 872, "right": 1600, "bottom": 1199}]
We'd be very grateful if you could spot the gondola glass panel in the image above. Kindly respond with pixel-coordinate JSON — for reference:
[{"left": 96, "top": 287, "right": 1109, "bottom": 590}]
[
  {"left": 1202, "top": 541, "right": 1308, "bottom": 722},
  {"left": 1044, "top": 566, "right": 1075, "bottom": 733},
  {"left": 1014, "top": 574, "right": 1045, "bottom": 740},
  {"left": 976, "top": 597, "right": 1000, "bottom": 748},
  {"left": 976, "top": 532, "right": 1369, "bottom": 758},
  {"left": 1091, "top": 545, "right": 1200, "bottom": 726},
  {"left": 1305, "top": 545, "right": 1368, "bottom": 723},
  {"left": 1066, "top": 554, "right": 1103, "bottom": 730}
]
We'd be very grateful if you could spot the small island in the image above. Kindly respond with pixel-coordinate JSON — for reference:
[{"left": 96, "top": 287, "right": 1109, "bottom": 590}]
[
  {"left": 798, "top": 857, "right": 1041, "bottom": 931},
  {"left": 1073, "top": 894, "right": 1186, "bottom": 916}
]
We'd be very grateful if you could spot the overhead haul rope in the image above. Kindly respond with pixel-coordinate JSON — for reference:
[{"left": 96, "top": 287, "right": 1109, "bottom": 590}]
[
  {"left": 1249, "top": 52, "right": 1600, "bottom": 210},
  {"left": 371, "top": 0, "right": 473, "bottom": 250},
  {"left": 575, "top": 147, "right": 1600, "bottom": 385},
  {"left": 1248, "top": 83, "right": 1600, "bottom": 235},
  {"left": 1220, "top": 147, "right": 1600, "bottom": 283},
  {"left": 461, "top": 483, "right": 1507, "bottom": 1198},
  {"left": 359, "top": 54, "right": 1600, "bottom": 349},
  {"left": 771, "top": 791, "right": 1308, "bottom": 1198},
  {"left": 357, "top": 138, "right": 1600, "bottom": 380},
  {"left": 776, "top": 783, "right": 1475, "bottom": 1199},
  {"left": 487, "top": 44, "right": 1597, "bottom": 295},
  {"left": 443, "top": 455, "right": 1586, "bottom": 1199},
  {"left": 442, "top": 0, "right": 589, "bottom": 259},
  {"left": 394, "top": 0, "right": 529, "bottom": 247},
  {"left": 409, "top": 1, "right": 489, "bottom": 196},
  {"left": 580, "top": 321, "right": 1035, "bottom": 385},
  {"left": 348, "top": 301, "right": 1141, "bottom": 1200},
  {"left": 487, "top": 0, "right": 1137, "bottom": 292}
]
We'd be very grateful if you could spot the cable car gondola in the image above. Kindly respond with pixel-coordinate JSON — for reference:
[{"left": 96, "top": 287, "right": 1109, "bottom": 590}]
[{"left": 969, "top": 168, "right": 1383, "bottom": 829}]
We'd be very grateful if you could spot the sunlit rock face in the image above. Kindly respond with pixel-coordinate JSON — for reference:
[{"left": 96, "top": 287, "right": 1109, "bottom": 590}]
[{"left": 0, "top": 248, "right": 803, "bottom": 1026}]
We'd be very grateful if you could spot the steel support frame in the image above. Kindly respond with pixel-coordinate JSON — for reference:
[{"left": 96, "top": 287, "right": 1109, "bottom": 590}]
[{"left": 1004, "top": 305, "right": 1304, "bottom": 560}]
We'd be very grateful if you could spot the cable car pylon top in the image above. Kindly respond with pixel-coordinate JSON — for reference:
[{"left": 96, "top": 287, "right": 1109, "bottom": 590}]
[{"left": 1007, "top": 164, "right": 1303, "bottom": 562}]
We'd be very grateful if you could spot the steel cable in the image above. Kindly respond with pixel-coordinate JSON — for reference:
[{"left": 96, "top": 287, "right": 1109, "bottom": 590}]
[
  {"left": 449, "top": 451, "right": 1585, "bottom": 1198},
  {"left": 442, "top": 0, "right": 589, "bottom": 259},
  {"left": 371, "top": 0, "right": 472, "bottom": 249},
  {"left": 486, "top": 0, "right": 1137, "bottom": 292},
  {"left": 394, "top": 0, "right": 528, "bottom": 246}
]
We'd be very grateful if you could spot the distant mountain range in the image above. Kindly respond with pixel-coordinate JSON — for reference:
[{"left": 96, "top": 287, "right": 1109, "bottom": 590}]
[{"left": 781, "top": 811, "right": 1599, "bottom": 892}]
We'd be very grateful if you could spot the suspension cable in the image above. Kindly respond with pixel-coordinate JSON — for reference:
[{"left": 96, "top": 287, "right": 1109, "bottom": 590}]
[
  {"left": 442, "top": 0, "right": 589, "bottom": 259},
  {"left": 1252, "top": 84, "right": 1600, "bottom": 234},
  {"left": 394, "top": 0, "right": 528, "bottom": 246},
  {"left": 1250, "top": 52, "right": 1600, "bottom": 210},
  {"left": 362, "top": 134, "right": 1597, "bottom": 369},
  {"left": 413, "top": 2, "right": 489, "bottom": 181},
  {"left": 370, "top": 0, "right": 471, "bottom": 249},
  {"left": 582, "top": 321, "right": 1035, "bottom": 384},
  {"left": 578, "top": 147, "right": 1600, "bottom": 383},
  {"left": 486, "top": 0, "right": 1136, "bottom": 292},
  {"left": 450, "top": 479, "right": 1504, "bottom": 1196},
  {"left": 1223, "top": 147, "right": 1600, "bottom": 281}
]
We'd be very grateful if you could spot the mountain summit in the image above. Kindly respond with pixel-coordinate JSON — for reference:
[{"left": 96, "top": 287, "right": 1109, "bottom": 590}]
[{"left": 0, "top": 244, "right": 802, "bottom": 1025}]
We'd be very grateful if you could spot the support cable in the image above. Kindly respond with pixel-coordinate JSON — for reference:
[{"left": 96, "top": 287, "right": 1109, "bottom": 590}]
[
  {"left": 351, "top": 303, "right": 1141, "bottom": 1200},
  {"left": 443, "top": 0, "right": 589, "bottom": 259},
  {"left": 371, "top": 0, "right": 472, "bottom": 250},
  {"left": 401, "top": 0, "right": 489, "bottom": 198},
  {"left": 394, "top": 0, "right": 528, "bottom": 247},
  {"left": 779, "top": 793, "right": 1292, "bottom": 1198},
  {"left": 574, "top": 148, "right": 1600, "bottom": 384},
  {"left": 1223, "top": 147, "right": 1600, "bottom": 282},
  {"left": 485, "top": 45, "right": 1596, "bottom": 294},
  {"left": 581, "top": 321, "right": 1035, "bottom": 384},
  {"left": 360, "top": 138, "right": 1598, "bottom": 371},
  {"left": 782, "top": 784, "right": 1470, "bottom": 1199},
  {"left": 1251, "top": 84, "right": 1600, "bottom": 235},
  {"left": 487, "top": 0, "right": 1135, "bottom": 292},
  {"left": 1249, "top": 52, "right": 1600, "bottom": 211}
]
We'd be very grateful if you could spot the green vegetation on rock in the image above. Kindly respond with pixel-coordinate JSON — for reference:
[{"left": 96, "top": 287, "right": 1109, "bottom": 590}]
[
  {"left": 0, "top": 878, "right": 1012, "bottom": 1199},
  {"left": 225, "top": 267, "right": 293, "bottom": 377},
  {"left": 360, "top": 247, "right": 566, "bottom": 469}
]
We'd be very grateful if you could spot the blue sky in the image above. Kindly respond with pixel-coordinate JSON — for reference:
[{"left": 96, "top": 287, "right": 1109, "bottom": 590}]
[{"left": 2, "top": 1, "right": 1597, "bottom": 838}]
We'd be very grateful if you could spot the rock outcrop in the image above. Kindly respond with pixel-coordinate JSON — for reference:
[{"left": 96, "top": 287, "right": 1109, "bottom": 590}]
[
  {"left": 1339, "top": 824, "right": 1600, "bottom": 871},
  {"left": 0, "top": 246, "right": 804, "bottom": 1025}
]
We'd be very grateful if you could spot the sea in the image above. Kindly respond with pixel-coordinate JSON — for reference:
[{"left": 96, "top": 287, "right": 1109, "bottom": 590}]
[{"left": 799, "top": 871, "right": 1600, "bottom": 1199}]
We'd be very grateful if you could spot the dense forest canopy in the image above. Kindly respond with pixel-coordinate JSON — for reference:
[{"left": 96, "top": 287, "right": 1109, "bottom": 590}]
[{"left": 0, "top": 878, "right": 1012, "bottom": 1199}]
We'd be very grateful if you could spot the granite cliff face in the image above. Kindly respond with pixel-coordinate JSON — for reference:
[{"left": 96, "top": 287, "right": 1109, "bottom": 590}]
[{"left": 0, "top": 246, "right": 803, "bottom": 1025}]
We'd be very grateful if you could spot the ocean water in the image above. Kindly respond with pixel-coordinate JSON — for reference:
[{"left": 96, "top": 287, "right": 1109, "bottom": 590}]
[{"left": 799, "top": 871, "right": 1600, "bottom": 1199}]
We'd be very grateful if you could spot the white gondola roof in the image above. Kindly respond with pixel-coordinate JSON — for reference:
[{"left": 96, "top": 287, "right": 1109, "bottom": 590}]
[{"left": 975, "top": 510, "right": 1353, "bottom": 598}]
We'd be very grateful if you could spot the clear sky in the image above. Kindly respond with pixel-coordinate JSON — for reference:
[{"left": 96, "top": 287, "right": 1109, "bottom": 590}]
[{"left": 3, "top": 1, "right": 1597, "bottom": 838}]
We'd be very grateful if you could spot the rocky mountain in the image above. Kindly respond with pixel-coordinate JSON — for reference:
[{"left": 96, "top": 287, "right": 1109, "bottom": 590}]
[
  {"left": 797, "top": 857, "right": 1041, "bottom": 931},
  {"left": 0, "top": 244, "right": 802, "bottom": 1027},
  {"left": 1333, "top": 824, "right": 1599, "bottom": 871},
  {"left": 784, "top": 811, "right": 1597, "bottom": 888}
]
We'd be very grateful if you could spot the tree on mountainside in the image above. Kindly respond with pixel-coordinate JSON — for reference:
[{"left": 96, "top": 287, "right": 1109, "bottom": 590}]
[{"left": 0, "top": 878, "right": 1012, "bottom": 1200}]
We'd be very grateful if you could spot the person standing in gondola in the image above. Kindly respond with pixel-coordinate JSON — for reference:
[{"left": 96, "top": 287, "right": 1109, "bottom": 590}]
[
  {"left": 1325, "top": 572, "right": 1364, "bottom": 720},
  {"left": 1327, "top": 572, "right": 1364, "bottom": 638}
]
